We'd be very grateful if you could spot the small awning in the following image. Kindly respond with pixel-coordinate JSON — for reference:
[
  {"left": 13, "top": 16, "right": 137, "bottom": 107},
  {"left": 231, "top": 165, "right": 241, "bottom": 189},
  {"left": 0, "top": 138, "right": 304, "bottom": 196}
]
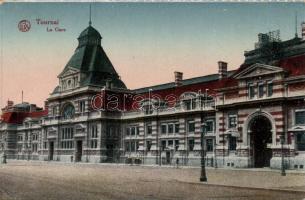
[
  {"left": 150, "top": 145, "right": 157, "bottom": 151},
  {"left": 193, "top": 144, "right": 201, "bottom": 151},
  {"left": 138, "top": 146, "right": 145, "bottom": 151},
  {"left": 165, "top": 146, "right": 174, "bottom": 151},
  {"left": 288, "top": 126, "right": 305, "bottom": 132},
  {"left": 75, "top": 124, "right": 86, "bottom": 130}
]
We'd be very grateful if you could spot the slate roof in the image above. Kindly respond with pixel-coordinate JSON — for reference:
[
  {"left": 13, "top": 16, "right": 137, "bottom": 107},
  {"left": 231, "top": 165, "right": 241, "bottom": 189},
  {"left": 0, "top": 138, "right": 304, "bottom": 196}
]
[
  {"left": 133, "top": 71, "right": 236, "bottom": 94},
  {"left": 78, "top": 26, "right": 102, "bottom": 40},
  {"left": 61, "top": 25, "right": 126, "bottom": 89}
]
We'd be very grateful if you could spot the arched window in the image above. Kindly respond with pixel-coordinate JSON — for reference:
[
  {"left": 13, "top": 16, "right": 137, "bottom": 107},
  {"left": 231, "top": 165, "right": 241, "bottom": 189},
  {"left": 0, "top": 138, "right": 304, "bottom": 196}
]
[{"left": 62, "top": 103, "right": 75, "bottom": 119}]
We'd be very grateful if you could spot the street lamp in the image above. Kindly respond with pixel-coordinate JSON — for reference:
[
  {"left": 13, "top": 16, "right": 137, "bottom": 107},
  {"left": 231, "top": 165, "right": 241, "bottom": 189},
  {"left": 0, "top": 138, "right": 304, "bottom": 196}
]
[
  {"left": 200, "top": 122, "right": 207, "bottom": 182},
  {"left": 1, "top": 143, "right": 6, "bottom": 164},
  {"left": 280, "top": 135, "right": 286, "bottom": 176}
]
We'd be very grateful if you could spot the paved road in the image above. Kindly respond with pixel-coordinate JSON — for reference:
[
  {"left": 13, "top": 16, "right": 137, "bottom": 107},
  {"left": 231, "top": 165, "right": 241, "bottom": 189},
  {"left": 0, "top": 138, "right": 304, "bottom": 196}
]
[{"left": 0, "top": 161, "right": 304, "bottom": 200}]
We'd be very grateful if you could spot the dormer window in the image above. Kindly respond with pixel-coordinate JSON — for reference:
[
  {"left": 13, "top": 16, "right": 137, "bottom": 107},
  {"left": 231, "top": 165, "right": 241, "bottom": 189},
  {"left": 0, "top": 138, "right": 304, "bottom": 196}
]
[
  {"left": 184, "top": 99, "right": 196, "bottom": 110},
  {"left": 180, "top": 92, "right": 197, "bottom": 110}
]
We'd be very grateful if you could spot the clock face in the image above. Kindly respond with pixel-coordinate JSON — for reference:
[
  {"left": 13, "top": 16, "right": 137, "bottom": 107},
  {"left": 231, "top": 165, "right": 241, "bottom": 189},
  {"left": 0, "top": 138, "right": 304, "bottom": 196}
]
[{"left": 62, "top": 104, "right": 75, "bottom": 119}]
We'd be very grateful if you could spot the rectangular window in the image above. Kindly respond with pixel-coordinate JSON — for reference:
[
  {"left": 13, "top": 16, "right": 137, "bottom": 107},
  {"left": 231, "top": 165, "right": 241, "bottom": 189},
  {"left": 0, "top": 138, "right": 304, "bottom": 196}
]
[
  {"left": 205, "top": 120, "right": 214, "bottom": 132},
  {"left": 267, "top": 81, "right": 273, "bottom": 97},
  {"left": 90, "top": 125, "right": 98, "bottom": 149},
  {"left": 146, "top": 124, "right": 152, "bottom": 135},
  {"left": 228, "top": 115, "right": 237, "bottom": 128},
  {"left": 206, "top": 139, "right": 214, "bottom": 152},
  {"left": 79, "top": 101, "right": 85, "bottom": 113},
  {"left": 131, "top": 141, "right": 135, "bottom": 152},
  {"left": 168, "top": 140, "right": 173, "bottom": 147},
  {"left": 187, "top": 120, "right": 195, "bottom": 133},
  {"left": 126, "top": 127, "right": 130, "bottom": 136},
  {"left": 125, "top": 142, "right": 130, "bottom": 152},
  {"left": 18, "top": 135, "right": 23, "bottom": 141},
  {"left": 296, "top": 133, "right": 305, "bottom": 151},
  {"left": 295, "top": 110, "right": 305, "bottom": 125},
  {"left": 168, "top": 124, "right": 174, "bottom": 134},
  {"left": 258, "top": 83, "right": 264, "bottom": 98},
  {"left": 32, "top": 143, "right": 38, "bottom": 152},
  {"left": 175, "top": 123, "right": 180, "bottom": 133},
  {"left": 136, "top": 127, "right": 140, "bottom": 136},
  {"left": 61, "top": 127, "right": 74, "bottom": 149},
  {"left": 131, "top": 127, "right": 136, "bottom": 136},
  {"left": 175, "top": 140, "right": 179, "bottom": 151},
  {"left": 229, "top": 136, "right": 237, "bottom": 151},
  {"left": 161, "top": 124, "right": 167, "bottom": 134},
  {"left": 161, "top": 140, "right": 166, "bottom": 151},
  {"left": 188, "top": 139, "right": 194, "bottom": 151},
  {"left": 146, "top": 141, "right": 152, "bottom": 151},
  {"left": 248, "top": 83, "right": 255, "bottom": 99}
]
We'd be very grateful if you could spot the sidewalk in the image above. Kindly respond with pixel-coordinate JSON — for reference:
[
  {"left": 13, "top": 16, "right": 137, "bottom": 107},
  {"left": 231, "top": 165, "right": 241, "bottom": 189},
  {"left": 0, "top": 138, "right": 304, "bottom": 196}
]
[{"left": 3, "top": 160, "right": 305, "bottom": 192}]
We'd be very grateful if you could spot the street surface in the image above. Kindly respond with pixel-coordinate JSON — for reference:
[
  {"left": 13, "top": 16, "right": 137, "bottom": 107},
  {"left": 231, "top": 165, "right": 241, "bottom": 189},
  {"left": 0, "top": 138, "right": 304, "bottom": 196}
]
[{"left": 0, "top": 161, "right": 304, "bottom": 200}]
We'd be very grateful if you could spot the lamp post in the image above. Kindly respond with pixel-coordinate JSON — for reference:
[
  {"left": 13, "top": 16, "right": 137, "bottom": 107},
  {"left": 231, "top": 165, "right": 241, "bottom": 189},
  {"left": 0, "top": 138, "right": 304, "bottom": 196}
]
[
  {"left": 280, "top": 135, "right": 286, "bottom": 176},
  {"left": 1, "top": 143, "right": 6, "bottom": 164},
  {"left": 200, "top": 122, "right": 207, "bottom": 182}
]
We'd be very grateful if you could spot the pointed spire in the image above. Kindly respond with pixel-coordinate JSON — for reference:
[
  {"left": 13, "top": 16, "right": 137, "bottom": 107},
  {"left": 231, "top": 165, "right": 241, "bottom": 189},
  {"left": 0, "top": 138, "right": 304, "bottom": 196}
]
[
  {"left": 89, "top": 4, "right": 92, "bottom": 26},
  {"left": 295, "top": 11, "right": 298, "bottom": 38}
]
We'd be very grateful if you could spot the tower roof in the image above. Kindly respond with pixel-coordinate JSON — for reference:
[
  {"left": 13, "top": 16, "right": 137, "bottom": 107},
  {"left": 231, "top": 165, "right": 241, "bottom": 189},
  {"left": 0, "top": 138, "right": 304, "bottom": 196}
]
[
  {"left": 61, "top": 25, "right": 126, "bottom": 89},
  {"left": 78, "top": 26, "right": 102, "bottom": 40}
]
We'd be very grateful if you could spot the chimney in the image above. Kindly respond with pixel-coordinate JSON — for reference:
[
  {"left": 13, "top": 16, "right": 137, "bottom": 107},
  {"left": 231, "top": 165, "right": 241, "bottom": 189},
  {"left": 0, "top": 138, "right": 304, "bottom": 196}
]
[
  {"left": 174, "top": 71, "right": 183, "bottom": 86},
  {"left": 7, "top": 100, "right": 14, "bottom": 108},
  {"left": 302, "top": 22, "right": 305, "bottom": 40},
  {"left": 218, "top": 61, "right": 228, "bottom": 79}
]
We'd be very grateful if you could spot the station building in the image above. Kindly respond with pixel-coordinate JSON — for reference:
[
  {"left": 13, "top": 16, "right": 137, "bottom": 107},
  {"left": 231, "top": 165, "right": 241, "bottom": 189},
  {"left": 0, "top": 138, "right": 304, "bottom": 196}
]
[{"left": 1, "top": 22, "right": 305, "bottom": 170}]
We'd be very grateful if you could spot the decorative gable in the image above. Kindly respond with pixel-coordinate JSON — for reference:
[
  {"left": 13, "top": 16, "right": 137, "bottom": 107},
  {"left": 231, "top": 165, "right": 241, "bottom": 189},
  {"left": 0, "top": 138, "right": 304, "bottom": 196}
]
[
  {"left": 233, "top": 63, "right": 284, "bottom": 79},
  {"left": 58, "top": 67, "right": 81, "bottom": 91},
  {"left": 58, "top": 67, "right": 79, "bottom": 78}
]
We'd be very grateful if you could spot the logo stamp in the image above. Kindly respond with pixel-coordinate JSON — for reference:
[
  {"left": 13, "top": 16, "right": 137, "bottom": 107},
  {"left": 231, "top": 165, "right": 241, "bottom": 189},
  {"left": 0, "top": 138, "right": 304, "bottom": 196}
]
[{"left": 18, "top": 20, "right": 31, "bottom": 32}]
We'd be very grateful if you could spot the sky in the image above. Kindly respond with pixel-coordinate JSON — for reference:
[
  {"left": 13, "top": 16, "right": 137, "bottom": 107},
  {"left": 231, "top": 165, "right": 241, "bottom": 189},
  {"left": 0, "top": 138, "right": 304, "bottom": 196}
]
[{"left": 0, "top": 2, "right": 305, "bottom": 108}]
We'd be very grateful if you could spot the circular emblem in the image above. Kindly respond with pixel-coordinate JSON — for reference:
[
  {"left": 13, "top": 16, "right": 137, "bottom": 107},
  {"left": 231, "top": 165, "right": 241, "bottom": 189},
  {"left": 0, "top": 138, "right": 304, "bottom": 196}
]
[{"left": 18, "top": 20, "right": 31, "bottom": 32}]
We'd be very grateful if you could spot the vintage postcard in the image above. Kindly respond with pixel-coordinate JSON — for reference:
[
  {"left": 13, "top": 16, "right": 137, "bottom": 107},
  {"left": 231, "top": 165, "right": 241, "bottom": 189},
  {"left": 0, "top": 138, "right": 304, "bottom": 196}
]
[{"left": 0, "top": 1, "right": 305, "bottom": 200}]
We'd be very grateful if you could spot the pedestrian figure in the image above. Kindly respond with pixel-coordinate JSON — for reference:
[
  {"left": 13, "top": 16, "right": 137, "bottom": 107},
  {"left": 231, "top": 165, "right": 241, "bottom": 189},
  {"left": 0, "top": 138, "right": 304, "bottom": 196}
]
[
  {"left": 176, "top": 158, "right": 179, "bottom": 168},
  {"left": 2, "top": 154, "right": 6, "bottom": 164}
]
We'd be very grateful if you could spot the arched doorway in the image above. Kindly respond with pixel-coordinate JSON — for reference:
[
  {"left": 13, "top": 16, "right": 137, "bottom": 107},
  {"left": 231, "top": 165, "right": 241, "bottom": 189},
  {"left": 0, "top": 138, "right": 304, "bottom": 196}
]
[{"left": 249, "top": 115, "right": 273, "bottom": 168}]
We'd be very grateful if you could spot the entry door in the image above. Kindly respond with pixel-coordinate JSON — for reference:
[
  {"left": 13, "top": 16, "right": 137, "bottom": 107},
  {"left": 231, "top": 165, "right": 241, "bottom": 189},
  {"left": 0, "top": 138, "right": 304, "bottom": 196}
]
[
  {"left": 166, "top": 152, "right": 171, "bottom": 164},
  {"left": 106, "top": 144, "right": 114, "bottom": 162},
  {"left": 49, "top": 141, "right": 54, "bottom": 161},
  {"left": 76, "top": 141, "right": 82, "bottom": 162}
]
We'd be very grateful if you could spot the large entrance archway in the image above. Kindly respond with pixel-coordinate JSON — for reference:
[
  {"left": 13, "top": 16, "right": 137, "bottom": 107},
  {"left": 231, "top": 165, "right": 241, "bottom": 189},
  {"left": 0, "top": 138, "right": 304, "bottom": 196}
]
[{"left": 249, "top": 115, "right": 273, "bottom": 168}]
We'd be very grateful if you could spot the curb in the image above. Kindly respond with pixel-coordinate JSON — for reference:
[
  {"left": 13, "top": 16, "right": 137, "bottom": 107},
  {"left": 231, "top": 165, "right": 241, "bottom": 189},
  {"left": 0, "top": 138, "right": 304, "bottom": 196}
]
[{"left": 174, "top": 179, "right": 305, "bottom": 194}]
